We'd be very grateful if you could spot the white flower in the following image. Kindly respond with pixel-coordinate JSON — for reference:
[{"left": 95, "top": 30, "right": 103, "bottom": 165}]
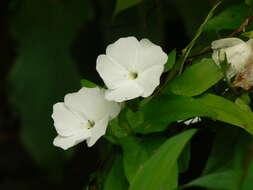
[
  {"left": 211, "top": 37, "right": 253, "bottom": 78},
  {"left": 52, "top": 87, "right": 120, "bottom": 150},
  {"left": 96, "top": 36, "right": 168, "bottom": 102}
]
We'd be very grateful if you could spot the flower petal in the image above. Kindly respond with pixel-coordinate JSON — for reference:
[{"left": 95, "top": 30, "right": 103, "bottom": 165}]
[
  {"left": 106, "top": 36, "right": 140, "bottom": 71},
  {"left": 53, "top": 131, "right": 90, "bottom": 150},
  {"left": 64, "top": 87, "right": 120, "bottom": 121},
  {"left": 211, "top": 38, "right": 245, "bottom": 49},
  {"left": 86, "top": 117, "right": 109, "bottom": 147},
  {"left": 136, "top": 65, "right": 164, "bottom": 97},
  {"left": 96, "top": 55, "right": 128, "bottom": 89},
  {"left": 52, "top": 103, "right": 84, "bottom": 136},
  {"left": 105, "top": 81, "right": 143, "bottom": 102},
  {"left": 212, "top": 38, "right": 252, "bottom": 78},
  {"left": 135, "top": 39, "right": 168, "bottom": 72}
]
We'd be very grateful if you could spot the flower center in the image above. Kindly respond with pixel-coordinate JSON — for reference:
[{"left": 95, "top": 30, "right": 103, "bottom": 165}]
[
  {"left": 86, "top": 120, "right": 95, "bottom": 129},
  {"left": 128, "top": 72, "right": 138, "bottom": 80}
]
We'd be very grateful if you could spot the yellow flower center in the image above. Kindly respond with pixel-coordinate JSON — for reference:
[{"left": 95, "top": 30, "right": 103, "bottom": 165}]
[
  {"left": 86, "top": 120, "right": 95, "bottom": 129},
  {"left": 128, "top": 72, "right": 138, "bottom": 80}
]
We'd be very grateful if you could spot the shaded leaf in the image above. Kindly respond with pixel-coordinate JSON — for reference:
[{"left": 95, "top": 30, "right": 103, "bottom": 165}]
[
  {"left": 178, "top": 142, "right": 191, "bottom": 173},
  {"left": 204, "top": 3, "right": 249, "bottom": 31},
  {"left": 182, "top": 170, "right": 239, "bottom": 190},
  {"left": 9, "top": 0, "right": 92, "bottom": 177},
  {"left": 114, "top": 0, "right": 144, "bottom": 16},
  {"left": 103, "top": 155, "right": 128, "bottom": 190},
  {"left": 164, "top": 49, "right": 176, "bottom": 72}
]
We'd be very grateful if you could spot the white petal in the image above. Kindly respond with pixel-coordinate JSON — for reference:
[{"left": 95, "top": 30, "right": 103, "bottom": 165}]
[
  {"left": 64, "top": 87, "right": 120, "bottom": 120},
  {"left": 136, "top": 65, "right": 164, "bottom": 97},
  {"left": 52, "top": 103, "right": 84, "bottom": 136},
  {"left": 135, "top": 39, "right": 168, "bottom": 72},
  {"left": 105, "top": 81, "right": 143, "bottom": 102},
  {"left": 86, "top": 117, "right": 109, "bottom": 147},
  {"left": 96, "top": 55, "right": 128, "bottom": 89},
  {"left": 53, "top": 131, "right": 90, "bottom": 150},
  {"left": 184, "top": 117, "right": 201, "bottom": 125},
  {"left": 212, "top": 38, "right": 252, "bottom": 78},
  {"left": 106, "top": 36, "right": 140, "bottom": 71},
  {"left": 211, "top": 38, "right": 245, "bottom": 49}
]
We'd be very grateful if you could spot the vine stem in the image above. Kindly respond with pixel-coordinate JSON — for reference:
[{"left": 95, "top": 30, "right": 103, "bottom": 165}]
[{"left": 188, "top": 16, "right": 253, "bottom": 61}]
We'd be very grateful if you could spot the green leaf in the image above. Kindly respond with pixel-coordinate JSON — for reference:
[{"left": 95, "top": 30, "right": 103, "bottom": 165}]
[
  {"left": 119, "top": 135, "right": 166, "bottom": 182},
  {"left": 182, "top": 170, "right": 239, "bottom": 190},
  {"left": 140, "top": 94, "right": 253, "bottom": 135},
  {"left": 114, "top": 0, "right": 144, "bottom": 16},
  {"left": 103, "top": 155, "right": 128, "bottom": 190},
  {"left": 204, "top": 3, "right": 249, "bottom": 31},
  {"left": 129, "top": 129, "right": 197, "bottom": 190},
  {"left": 164, "top": 49, "right": 176, "bottom": 72},
  {"left": 163, "top": 59, "right": 223, "bottom": 96},
  {"left": 9, "top": 0, "right": 92, "bottom": 177},
  {"left": 80, "top": 79, "right": 100, "bottom": 88},
  {"left": 140, "top": 95, "right": 208, "bottom": 133},
  {"left": 198, "top": 94, "right": 253, "bottom": 135}
]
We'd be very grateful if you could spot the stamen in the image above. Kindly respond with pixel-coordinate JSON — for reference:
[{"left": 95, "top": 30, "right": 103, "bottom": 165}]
[
  {"left": 128, "top": 72, "right": 138, "bottom": 80},
  {"left": 86, "top": 120, "right": 95, "bottom": 129}
]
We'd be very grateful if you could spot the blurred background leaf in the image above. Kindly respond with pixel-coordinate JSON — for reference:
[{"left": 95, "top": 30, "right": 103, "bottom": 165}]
[{"left": 8, "top": 0, "right": 93, "bottom": 178}]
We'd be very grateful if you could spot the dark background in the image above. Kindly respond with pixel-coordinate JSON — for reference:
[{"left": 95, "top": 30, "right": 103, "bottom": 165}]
[{"left": 0, "top": 0, "right": 240, "bottom": 189}]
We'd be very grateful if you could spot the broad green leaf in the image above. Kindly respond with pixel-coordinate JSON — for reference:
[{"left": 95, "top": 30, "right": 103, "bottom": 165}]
[
  {"left": 129, "top": 129, "right": 197, "bottom": 190},
  {"left": 114, "top": 0, "right": 144, "bottom": 16},
  {"left": 80, "top": 79, "right": 100, "bottom": 88},
  {"left": 164, "top": 49, "right": 176, "bottom": 72},
  {"left": 163, "top": 59, "right": 223, "bottom": 96},
  {"left": 103, "top": 155, "right": 128, "bottom": 190},
  {"left": 140, "top": 95, "right": 209, "bottom": 133},
  {"left": 204, "top": 3, "right": 249, "bottom": 31},
  {"left": 9, "top": 0, "right": 92, "bottom": 177},
  {"left": 140, "top": 94, "right": 253, "bottom": 135},
  {"left": 182, "top": 170, "right": 239, "bottom": 190},
  {"left": 119, "top": 135, "right": 166, "bottom": 182},
  {"left": 198, "top": 94, "right": 253, "bottom": 135}
]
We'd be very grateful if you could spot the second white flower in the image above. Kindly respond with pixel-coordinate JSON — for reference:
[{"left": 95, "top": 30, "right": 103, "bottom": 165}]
[{"left": 96, "top": 36, "right": 168, "bottom": 102}]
